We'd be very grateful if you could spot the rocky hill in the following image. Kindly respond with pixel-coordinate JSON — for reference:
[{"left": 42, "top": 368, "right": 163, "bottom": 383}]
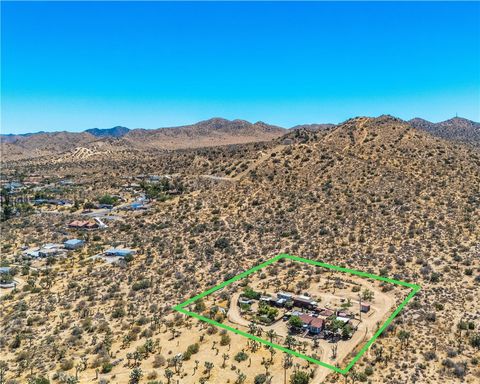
[
  {"left": 1, "top": 115, "right": 479, "bottom": 384},
  {"left": 85, "top": 126, "right": 130, "bottom": 138},
  {"left": 409, "top": 116, "right": 480, "bottom": 147},
  {"left": 1, "top": 118, "right": 287, "bottom": 161}
]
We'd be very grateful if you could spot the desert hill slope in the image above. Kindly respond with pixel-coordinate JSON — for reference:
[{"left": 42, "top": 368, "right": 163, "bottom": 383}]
[
  {"left": 1, "top": 115, "right": 479, "bottom": 383},
  {"left": 1, "top": 118, "right": 286, "bottom": 161},
  {"left": 409, "top": 116, "right": 480, "bottom": 147}
]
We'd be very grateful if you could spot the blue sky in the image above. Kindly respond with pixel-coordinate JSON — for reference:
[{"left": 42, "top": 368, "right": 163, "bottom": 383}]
[{"left": 2, "top": 1, "right": 479, "bottom": 134}]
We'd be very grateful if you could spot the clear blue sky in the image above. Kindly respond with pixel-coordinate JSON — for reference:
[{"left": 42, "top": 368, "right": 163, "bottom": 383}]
[{"left": 2, "top": 1, "right": 479, "bottom": 134}]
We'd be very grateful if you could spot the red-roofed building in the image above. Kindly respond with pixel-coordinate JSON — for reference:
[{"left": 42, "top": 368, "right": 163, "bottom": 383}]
[{"left": 299, "top": 313, "right": 325, "bottom": 334}]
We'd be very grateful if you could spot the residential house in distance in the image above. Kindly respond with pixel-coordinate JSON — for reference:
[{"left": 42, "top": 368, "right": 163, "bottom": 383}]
[
  {"left": 64, "top": 239, "right": 85, "bottom": 250},
  {"left": 68, "top": 220, "right": 99, "bottom": 229},
  {"left": 38, "top": 243, "right": 64, "bottom": 257},
  {"left": 105, "top": 248, "right": 136, "bottom": 257}
]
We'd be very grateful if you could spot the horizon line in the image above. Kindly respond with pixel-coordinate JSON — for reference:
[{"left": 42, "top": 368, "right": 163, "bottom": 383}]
[{"left": 1, "top": 114, "right": 477, "bottom": 136}]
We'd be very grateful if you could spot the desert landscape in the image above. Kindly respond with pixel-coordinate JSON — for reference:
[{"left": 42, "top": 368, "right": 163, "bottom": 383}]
[{"left": 1, "top": 115, "right": 479, "bottom": 384}]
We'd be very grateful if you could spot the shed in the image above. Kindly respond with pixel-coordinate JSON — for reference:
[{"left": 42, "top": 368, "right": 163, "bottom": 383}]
[{"left": 360, "top": 303, "right": 371, "bottom": 313}]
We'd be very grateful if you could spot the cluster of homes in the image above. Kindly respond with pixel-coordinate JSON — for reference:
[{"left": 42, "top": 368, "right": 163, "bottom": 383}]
[
  {"left": 239, "top": 290, "right": 370, "bottom": 338},
  {"left": 22, "top": 239, "right": 85, "bottom": 258}
]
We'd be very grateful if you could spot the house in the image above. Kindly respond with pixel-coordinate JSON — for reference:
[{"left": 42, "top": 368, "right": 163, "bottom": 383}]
[
  {"left": 293, "top": 295, "right": 317, "bottom": 310},
  {"left": 130, "top": 202, "right": 147, "bottom": 210},
  {"left": 68, "top": 220, "right": 99, "bottom": 229},
  {"left": 277, "top": 292, "right": 293, "bottom": 301},
  {"left": 299, "top": 313, "right": 325, "bottom": 334},
  {"left": 64, "top": 239, "right": 85, "bottom": 250},
  {"left": 37, "top": 243, "right": 64, "bottom": 257},
  {"left": 360, "top": 303, "right": 371, "bottom": 313},
  {"left": 105, "top": 248, "right": 136, "bottom": 257},
  {"left": 0, "top": 267, "right": 11, "bottom": 275}
]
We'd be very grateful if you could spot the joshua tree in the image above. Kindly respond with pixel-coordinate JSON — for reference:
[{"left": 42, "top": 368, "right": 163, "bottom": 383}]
[
  {"left": 129, "top": 367, "right": 143, "bottom": 384},
  {"left": 164, "top": 369, "right": 174, "bottom": 384},
  {"left": 266, "top": 329, "right": 277, "bottom": 343},
  {"left": 235, "top": 370, "right": 247, "bottom": 384},
  {"left": 221, "top": 353, "right": 230, "bottom": 368},
  {"left": 398, "top": 330, "right": 411, "bottom": 348},
  {"left": 282, "top": 354, "right": 293, "bottom": 384},
  {"left": 0, "top": 361, "right": 8, "bottom": 384},
  {"left": 331, "top": 344, "right": 338, "bottom": 359},
  {"left": 204, "top": 361, "right": 214, "bottom": 378},
  {"left": 285, "top": 335, "right": 296, "bottom": 350}
]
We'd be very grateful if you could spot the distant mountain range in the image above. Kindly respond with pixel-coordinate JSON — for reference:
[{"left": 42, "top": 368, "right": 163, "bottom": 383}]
[
  {"left": 85, "top": 126, "right": 130, "bottom": 138},
  {"left": 408, "top": 117, "right": 479, "bottom": 146},
  {"left": 1, "top": 116, "right": 478, "bottom": 161}
]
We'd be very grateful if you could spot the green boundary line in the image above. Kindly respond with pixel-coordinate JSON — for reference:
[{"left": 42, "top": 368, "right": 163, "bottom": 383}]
[{"left": 172, "top": 253, "right": 420, "bottom": 375}]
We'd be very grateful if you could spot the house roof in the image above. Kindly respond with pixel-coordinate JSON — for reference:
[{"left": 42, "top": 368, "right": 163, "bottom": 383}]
[
  {"left": 309, "top": 317, "right": 325, "bottom": 328},
  {"left": 298, "top": 314, "right": 324, "bottom": 328},
  {"left": 64, "top": 239, "right": 84, "bottom": 245}
]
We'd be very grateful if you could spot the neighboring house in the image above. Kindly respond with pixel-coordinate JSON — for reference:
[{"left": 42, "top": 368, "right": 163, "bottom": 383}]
[
  {"left": 299, "top": 313, "right": 325, "bottom": 334},
  {"left": 0, "top": 267, "right": 11, "bottom": 274},
  {"left": 64, "top": 239, "right": 85, "bottom": 250},
  {"left": 130, "top": 202, "right": 147, "bottom": 210},
  {"left": 38, "top": 243, "right": 64, "bottom": 257},
  {"left": 69, "top": 220, "right": 99, "bottom": 229},
  {"left": 105, "top": 248, "right": 136, "bottom": 257}
]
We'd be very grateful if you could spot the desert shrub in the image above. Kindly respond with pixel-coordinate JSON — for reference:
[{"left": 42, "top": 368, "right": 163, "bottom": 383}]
[
  {"left": 220, "top": 334, "right": 231, "bottom": 346},
  {"left": 254, "top": 374, "right": 267, "bottom": 384},
  {"left": 60, "top": 359, "right": 74, "bottom": 371},
  {"left": 234, "top": 351, "right": 248, "bottom": 362},
  {"left": 101, "top": 362, "right": 113, "bottom": 373},
  {"left": 152, "top": 354, "right": 166, "bottom": 368},
  {"left": 290, "top": 371, "right": 310, "bottom": 384}
]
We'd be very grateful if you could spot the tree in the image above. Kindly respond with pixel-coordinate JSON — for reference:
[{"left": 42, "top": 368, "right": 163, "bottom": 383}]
[
  {"left": 221, "top": 353, "right": 230, "bottom": 368},
  {"left": 164, "top": 369, "right": 174, "bottom": 384},
  {"left": 285, "top": 335, "right": 296, "bottom": 350},
  {"left": 204, "top": 361, "right": 214, "bottom": 378},
  {"left": 129, "top": 367, "right": 143, "bottom": 384},
  {"left": 361, "top": 289, "right": 374, "bottom": 302},
  {"left": 266, "top": 329, "right": 277, "bottom": 343},
  {"left": 0, "top": 361, "right": 8, "bottom": 384},
  {"left": 398, "top": 330, "right": 411, "bottom": 347},
  {"left": 470, "top": 333, "right": 480, "bottom": 350},
  {"left": 254, "top": 373, "right": 268, "bottom": 384},
  {"left": 290, "top": 371, "right": 310, "bottom": 384},
  {"left": 0, "top": 189, "right": 13, "bottom": 222},
  {"left": 288, "top": 316, "right": 303, "bottom": 330}
]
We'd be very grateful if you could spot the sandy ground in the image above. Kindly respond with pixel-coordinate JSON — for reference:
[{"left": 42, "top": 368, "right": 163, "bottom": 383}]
[{"left": 225, "top": 276, "right": 400, "bottom": 384}]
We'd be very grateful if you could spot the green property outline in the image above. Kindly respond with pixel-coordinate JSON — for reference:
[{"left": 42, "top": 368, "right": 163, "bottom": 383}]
[{"left": 172, "top": 253, "right": 420, "bottom": 375}]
